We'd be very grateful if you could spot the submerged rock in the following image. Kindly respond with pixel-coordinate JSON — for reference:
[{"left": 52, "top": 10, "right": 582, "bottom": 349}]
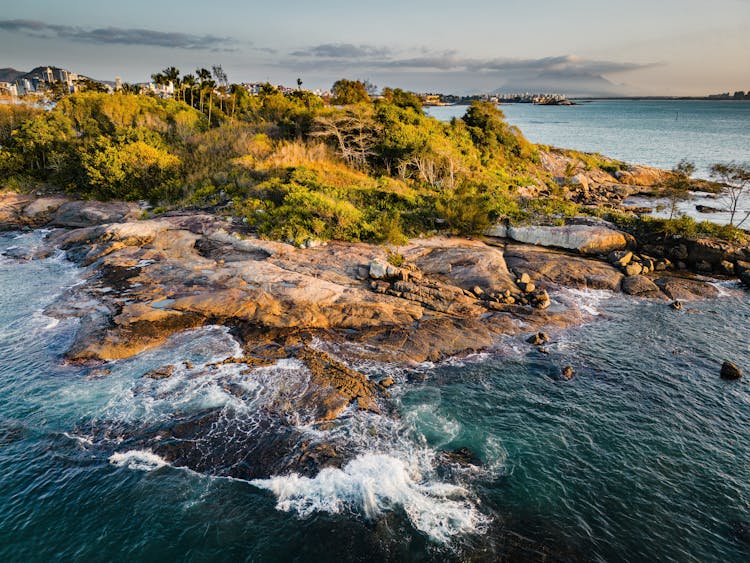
[
  {"left": 144, "top": 365, "right": 175, "bottom": 380},
  {"left": 527, "top": 332, "right": 550, "bottom": 345},
  {"left": 720, "top": 361, "right": 743, "bottom": 380},
  {"left": 440, "top": 447, "right": 482, "bottom": 467}
]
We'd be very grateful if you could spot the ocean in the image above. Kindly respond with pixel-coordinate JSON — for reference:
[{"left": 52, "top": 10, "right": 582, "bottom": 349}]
[{"left": 2, "top": 100, "right": 750, "bottom": 561}]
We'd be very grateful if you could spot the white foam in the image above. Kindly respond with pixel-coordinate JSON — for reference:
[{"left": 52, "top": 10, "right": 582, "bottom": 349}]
[
  {"left": 109, "top": 449, "right": 169, "bottom": 471},
  {"left": 558, "top": 287, "right": 615, "bottom": 317},
  {"left": 252, "top": 453, "right": 486, "bottom": 544}
]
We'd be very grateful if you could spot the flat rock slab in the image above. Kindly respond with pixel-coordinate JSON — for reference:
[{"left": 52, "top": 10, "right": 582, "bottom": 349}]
[
  {"left": 487, "top": 223, "right": 629, "bottom": 255},
  {"left": 50, "top": 201, "right": 137, "bottom": 228}
]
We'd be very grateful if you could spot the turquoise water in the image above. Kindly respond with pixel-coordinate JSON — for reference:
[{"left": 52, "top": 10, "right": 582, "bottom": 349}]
[{"left": 2, "top": 230, "right": 750, "bottom": 561}]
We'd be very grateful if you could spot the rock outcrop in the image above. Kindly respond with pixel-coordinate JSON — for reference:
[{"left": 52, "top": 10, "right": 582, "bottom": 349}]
[{"left": 487, "top": 224, "right": 629, "bottom": 255}]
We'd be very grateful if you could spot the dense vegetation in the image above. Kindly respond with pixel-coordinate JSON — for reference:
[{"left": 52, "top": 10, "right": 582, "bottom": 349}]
[{"left": 1, "top": 73, "right": 747, "bottom": 245}]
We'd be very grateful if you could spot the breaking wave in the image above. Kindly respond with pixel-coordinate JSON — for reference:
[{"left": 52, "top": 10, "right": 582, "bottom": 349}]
[{"left": 252, "top": 452, "right": 487, "bottom": 544}]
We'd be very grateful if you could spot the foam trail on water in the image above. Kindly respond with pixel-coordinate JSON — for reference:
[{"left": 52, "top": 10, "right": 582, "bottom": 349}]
[
  {"left": 252, "top": 453, "right": 486, "bottom": 544},
  {"left": 109, "top": 449, "right": 170, "bottom": 472}
]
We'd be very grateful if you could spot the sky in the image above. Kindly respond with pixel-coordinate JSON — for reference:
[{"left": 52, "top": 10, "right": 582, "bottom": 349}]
[{"left": 1, "top": 0, "right": 749, "bottom": 96}]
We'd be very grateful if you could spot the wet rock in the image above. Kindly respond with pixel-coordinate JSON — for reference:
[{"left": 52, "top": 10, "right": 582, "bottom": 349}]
[
  {"left": 561, "top": 366, "right": 574, "bottom": 380},
  {"left": 293, "top": 347, "right": 380, "bottom": 420},
  {"left": 531, "top": 289, "right": 551, "bottom": 309},
  {"left": 730, "top": 520, "right": 750, "bottom": 544},
  {"left": 654, "top": 277, "right": 719, "bottom": 300},
  {"left": 720, "top": 360, "right": 743, "bottom": 380},
  {"left": 670, "top": 300, "right": 683, "bottom": 310},
  {"left": 144, "top": 365, "right": 175, "bottom": 380},
  {"left": 621, "top": 275, "right": 660, "bottom": 297},
  {"left": 441, "top": 446, "right": 482, "bottom": 467},
  {"left": 380, "top": 376, "right": 395, "bottom": 388},
  {"left": 527, "top": 332, "right": 550, "bottom": 345},
  {"left": 696, "top": 204, "right": 723, "bottom": 214}
]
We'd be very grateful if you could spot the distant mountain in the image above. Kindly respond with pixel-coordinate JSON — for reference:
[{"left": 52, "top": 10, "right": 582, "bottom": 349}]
[
  {"left": 492, "top": 72, "right": 625, "bottom": 98},
  {"left": 0, "top": 68, "right": 24, "bottom": 82}
]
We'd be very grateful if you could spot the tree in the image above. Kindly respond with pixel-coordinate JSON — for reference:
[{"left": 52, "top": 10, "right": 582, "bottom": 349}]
[
  {"left": 161, "top": 66, "right": 180, "bottom": 100},
  {"left": 297, "top": 78, "right": 303, "bottom": 90},
  {"left": 331, "top": 79, "right": 370, "bottom": 105},
  {"left": 182, "top": 73, "right": 196, "bottom": 107},
  {"left": 311, "top": 106, "right": 380, "bottom": 170},
  {"left": 381, "top": 88, "right": 422, "bottom": 113},
  {"left": 196, "top": 68, "right": 212, "bottom": 112},
  {"left": 710, "top": 162, "right": 750, "bottom": 227},
  {"left": 664, "top": 159, "right": 695, "bottom": 220}
]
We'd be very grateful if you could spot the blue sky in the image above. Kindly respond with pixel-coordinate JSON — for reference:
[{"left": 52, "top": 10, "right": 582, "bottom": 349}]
[{"left": 1, "top": 0, "right": 748, "bottom": 95}]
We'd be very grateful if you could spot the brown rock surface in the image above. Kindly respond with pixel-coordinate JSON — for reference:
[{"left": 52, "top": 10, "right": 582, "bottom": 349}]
[
  {"left": 621, "top": 275, "right": 661, "bottom": 297},
  {"left": 653, "top": 276, "right": 720, "bottom": 300},
  {"left": 504, "top": 244, "right": 624, "bottom": 291}
]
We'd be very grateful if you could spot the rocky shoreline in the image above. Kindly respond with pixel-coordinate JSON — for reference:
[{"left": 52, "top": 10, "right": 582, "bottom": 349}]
[
  {"left": 3, "top": 188, "right": 750, "bottom": 557},
  {"left": 3, "top": 190, "right": 747, "bottom": 422}
]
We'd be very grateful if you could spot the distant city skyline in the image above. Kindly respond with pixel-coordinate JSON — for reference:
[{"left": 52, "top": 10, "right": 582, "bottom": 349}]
[{"left": 1, "top": 0, "right": 749, "bottom": 96}]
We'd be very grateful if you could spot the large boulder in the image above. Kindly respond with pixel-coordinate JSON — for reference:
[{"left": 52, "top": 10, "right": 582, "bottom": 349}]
[
  {"left": 403, "top": 237, "right": 518, "bottom": 294},
  {"left": 615, "top": 165, "right": 670, "bottom": 186},
  {"left": 653, "top": 277, "right": 719, "bottom": 300},
  {"left": 21, "top": 196, "right": 70, "bottom": 225},
  {"left": 0, "top": 192, "right": 34, "bottom": 230},
  {"left": 50, "top": 201, "right": 136, "bottom": 228},
  {"left": 494, "top": 224, "right": 629, "bottom": 255},
  {"left": 621, "top": 275, "right": 660, "bottom": 296}
]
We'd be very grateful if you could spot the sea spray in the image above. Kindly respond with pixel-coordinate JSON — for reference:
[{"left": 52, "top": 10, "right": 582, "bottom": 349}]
[
  {"left": 252, "top": 452, "right": 487, "bottom": 544},
  {"left": 109, "top": 449, "right": 170, "bottom": 471}
]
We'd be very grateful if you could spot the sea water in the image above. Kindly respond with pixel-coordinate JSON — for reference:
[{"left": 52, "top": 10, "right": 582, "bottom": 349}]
[{"left": 2, "top": 226, "right": 750, "bottom": 560}]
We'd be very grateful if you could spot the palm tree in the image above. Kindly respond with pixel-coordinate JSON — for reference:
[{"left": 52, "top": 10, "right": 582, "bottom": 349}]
[
  {"left": 161, "top": 66, "right": 180, "bottom": 100},
  {"left": 196, "top": 68, "right": 212, "bottom": 112},
  {"left": 182, "top": 74, "right": 196, "bottom": 107}
]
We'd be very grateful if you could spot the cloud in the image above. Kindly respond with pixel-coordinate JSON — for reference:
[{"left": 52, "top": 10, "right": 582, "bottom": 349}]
[
  {"left": 292, "top": 43, "right": 392, "bottom": 59},
  {"left": 285, "top": 46, "right": 658, "bottom": 95},
  {"left": 0, "top": 19, "right": 235, "bottom": 51}
]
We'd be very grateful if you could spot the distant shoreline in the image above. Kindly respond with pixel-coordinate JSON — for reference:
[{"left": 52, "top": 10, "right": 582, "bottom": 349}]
[{"left": 570, "top": 96, "right": 750, "bottom": 102}]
